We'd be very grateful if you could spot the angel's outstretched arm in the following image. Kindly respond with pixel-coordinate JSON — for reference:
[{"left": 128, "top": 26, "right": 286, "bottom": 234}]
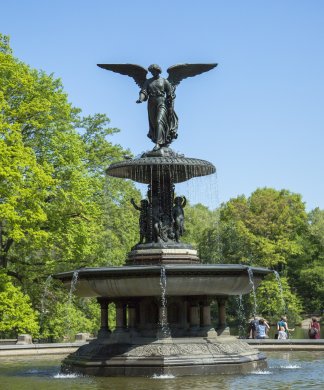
[
  {"left": 136, "top": 91, "right": 147, "bottom": 104},
  {"left": 136, "top": 81, "right": 148, "bottom": 104},
  {"left": 97, "top": 64, "right": 148, "bottom": 104}
]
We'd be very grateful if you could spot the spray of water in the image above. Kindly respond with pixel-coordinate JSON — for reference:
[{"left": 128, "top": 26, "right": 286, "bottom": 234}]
[
  {"left": 65, "top": 270, "right": 79, "bottom": 340},
  {"left": 68, "top": 270, "right": 79, "bottom": 304},
  {"left": 159, "top": 266, "right": 170, "bottom": 338},
  {"left": 39, "top": 275, "right": 53, "bottom": 334},
  {"left": 41, "top": 275, "right": 53, "bottom": 314},
  {"left": 247, "top": 267, "right": 258, "bottom": 317},
  {"left": 236, "top": 294, "right": 246, "bottom": 338},
  {"left": 273, "top": 270, "right": 286, "bottom": 313}
]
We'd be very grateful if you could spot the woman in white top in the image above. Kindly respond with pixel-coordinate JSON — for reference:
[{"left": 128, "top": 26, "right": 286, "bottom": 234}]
[{"left": 278, "top": 326, "right": 288, "bottom": 340}]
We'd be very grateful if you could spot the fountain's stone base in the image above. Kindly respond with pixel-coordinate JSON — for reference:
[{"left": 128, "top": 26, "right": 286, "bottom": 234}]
[
  {"left": 55, "top": 265, "right": 272, "bottom": 377},
  {"left": 62, "top": 336, "right": 267, "bottom": 377}
]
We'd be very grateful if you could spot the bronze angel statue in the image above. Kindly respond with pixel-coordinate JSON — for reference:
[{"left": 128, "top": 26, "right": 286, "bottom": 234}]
[{"left": 97, "top": 63, "right": 217, "bottom": 150}]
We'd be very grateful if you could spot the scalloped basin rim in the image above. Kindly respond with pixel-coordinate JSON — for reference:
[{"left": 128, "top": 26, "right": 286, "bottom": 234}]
[
  {"left": 54, "top": 264, "right": 271, "bottom": 280},
  {"left": 53, "top": 265, "right": 272, "bottom": 298},
  {"left": 106, "top": 156, "right": 216, "bottom": 184}
]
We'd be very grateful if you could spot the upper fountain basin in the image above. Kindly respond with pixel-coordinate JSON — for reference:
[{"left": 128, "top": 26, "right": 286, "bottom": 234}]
[
  {"left": 53, "top": 264, "right": 271, "bottom": 298},
  {"left": 106, "top": 155, "right": 216, "bottom": 184}
]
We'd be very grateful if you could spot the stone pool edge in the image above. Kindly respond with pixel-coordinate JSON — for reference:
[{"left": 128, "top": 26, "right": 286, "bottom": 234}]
[{"left": 0, "top": 340, "right": 323, "bottom": 357}]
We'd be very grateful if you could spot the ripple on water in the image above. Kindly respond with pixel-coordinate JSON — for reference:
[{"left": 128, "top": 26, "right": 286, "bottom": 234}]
[
  {"left": 280, "top": 364, "right": 301, "bottom": 369},
  {"left": 250, "top": 370, "right": 273, "bottom": 375},
  {"left": 53, "top": 373, "right": 80, "bottom": 379},
  {"left": 151, "top": 373, "right": 176, "bottom": 379}
]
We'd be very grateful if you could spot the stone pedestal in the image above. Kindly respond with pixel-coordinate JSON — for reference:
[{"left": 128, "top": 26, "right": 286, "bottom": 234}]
[
  {"left": 16, "top": 334, "right": 32, "bottom": 345},
  {"left": 75, "top": 333, "right": 89, "bottom": 342}
]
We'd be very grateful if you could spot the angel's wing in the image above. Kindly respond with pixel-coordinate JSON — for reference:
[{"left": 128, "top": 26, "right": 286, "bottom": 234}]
[
  {"left": 167, "top": 63, "right": 217, "bottom": 87},
  {"left": 97, "top": 64, "right": 148, "bottom": 88}
]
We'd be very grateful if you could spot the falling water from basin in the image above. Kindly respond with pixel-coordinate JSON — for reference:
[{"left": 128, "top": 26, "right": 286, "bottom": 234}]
[
  {"left": 159, "top": 266, "right": 171, "bottom": 338},
  {"left": 273, "top": 270, "right": 286, "bottom": 313},
  {"left": 68, "top": 270, "right": 79, "bottom": 303},
  {"left": 247, "top": 267, "right": 258, "bottom": 317},
  {"left": 65, "top": 270, "right": 79, "bottom": 339},
  {"left": 40, "top": 275, "right": 53, "bottom": 333},
  {"left": 41, "top": 275, "right": 53, "bottom": 314},
  {"left": 236, "top": 294, "right": 247, "bottom": 338}
]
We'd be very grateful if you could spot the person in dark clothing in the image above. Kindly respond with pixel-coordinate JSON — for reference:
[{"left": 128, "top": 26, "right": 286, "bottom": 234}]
[{"left": 248, "top": 317, "right": 259, "bottom": 339}]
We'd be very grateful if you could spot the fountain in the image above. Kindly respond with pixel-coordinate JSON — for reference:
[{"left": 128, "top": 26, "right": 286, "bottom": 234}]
[{"left": 53, "top": 62, "right": 272, "bottom": 376}]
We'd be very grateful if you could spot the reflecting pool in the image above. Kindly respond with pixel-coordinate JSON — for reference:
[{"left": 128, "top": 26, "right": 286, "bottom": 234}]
[{"left": 0, "top": 351, "right": 323, "bottom": 390}]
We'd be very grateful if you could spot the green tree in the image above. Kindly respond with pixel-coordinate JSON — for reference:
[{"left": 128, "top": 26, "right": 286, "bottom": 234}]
[
  {"left": 255, "top": 276, "right": 302, "bottom": 325},
  {"left": 41, "top": 295, "right": 100, "bottom": 342},
  {"left": 0, "top": 34, "right": 140, "bottom": 336},
  {"left": 201, "top": 188, "right": 308, "bottom": 269},
  {"left": 197, "top": 188, "right": 309, "bottom": 320},
  {"left": 0, "top": 271, "right": 39, "bottom": 337},
  {"left": 182, "top": 203, "right": 219, "bottom": 260},
  {"left": 288, "top": 208, "right": 324, "bottom": 313}
]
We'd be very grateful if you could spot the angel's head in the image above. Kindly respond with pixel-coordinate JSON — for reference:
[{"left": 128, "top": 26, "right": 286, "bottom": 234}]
[{"left": 148, "top": 64, "right": 162, "bottom": 76}]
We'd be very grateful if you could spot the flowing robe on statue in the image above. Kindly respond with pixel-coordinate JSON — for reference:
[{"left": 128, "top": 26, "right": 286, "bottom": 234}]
[{"left": 141, "top": 77, "right": 178, "bottom": 146}]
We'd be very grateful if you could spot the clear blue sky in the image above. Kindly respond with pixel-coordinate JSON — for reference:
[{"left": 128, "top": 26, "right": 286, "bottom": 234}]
[{"left": 1, "top": 0, "right": 324, "bottom": 210}]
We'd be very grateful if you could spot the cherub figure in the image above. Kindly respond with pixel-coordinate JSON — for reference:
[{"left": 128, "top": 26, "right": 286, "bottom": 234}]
[
  {"left": 150, "top": 196, "right": 164, "bottom": 242},
  {"left": 172, "top": 196, "right": 187, "bottom": 242},
  {"left": 160, "top": 213, "right": 175, "bottom": 242},
  {"left": 131, "top": 198, "right": 149, "bottom": 244},
  {"left": 98, "top": 63, "right": 217, "bottom": 150}
]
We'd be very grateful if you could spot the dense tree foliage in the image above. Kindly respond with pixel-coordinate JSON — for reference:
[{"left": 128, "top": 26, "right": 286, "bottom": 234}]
[
  {"left": 0, "top": 270, "right": 39, "bottom": 337},
  {"left": 0, "top": 34, "right": 139, "bottom": 338},
  {"left": 191, "top": 188, "right": 323, "bottom": 323},
  {"left": 287, "top": 208, "right": 324, "bottom": 313},
  {"left": 199, "top": 188, "right": 308, "bottom": 268}
]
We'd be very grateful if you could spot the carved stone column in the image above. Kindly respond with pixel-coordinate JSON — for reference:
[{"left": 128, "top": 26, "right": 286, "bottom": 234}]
[
  {"left": 216, "top": 296, "right": 230, "bottom": 336},
  {"left": 202, "top": 302, "right": 211, "bottom": 327},
  {"left": 128, "top": 304, "right": 136, "bottom": 329},
  {"left": 189, "top": 300, "right": 200, "bottom": 335},
  {"left": 128, "top": 300, "right": 139, "bottom": 336},
  {"left": 115, "top": 300, "right": 127, "bottom": 332},
  {"left": 97, "top": 297, "right": 110, "bottom": 338},
  {"left": 200, "top": 298, "right": 217, "bottom": 338}
]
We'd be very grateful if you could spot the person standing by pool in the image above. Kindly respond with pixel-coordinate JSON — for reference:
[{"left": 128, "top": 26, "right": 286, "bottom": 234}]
[
  {"left": 276, "top": 316, "right": 294, "bottom": 339},
  {"left": 309, "top": 317, "right": 320, "bottom": 339},
  {"left": 256, "top": 318, "right": 270, "bottom": 339},
  {"left": 248, "top": 316, "right": 260, "bottom": 339},
  {"left": 277, "top": 326, "right": 288, "bottom": 340}
]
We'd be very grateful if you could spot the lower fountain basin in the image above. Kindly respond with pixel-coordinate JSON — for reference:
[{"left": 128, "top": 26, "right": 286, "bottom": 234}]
[{"left": 54, "top": 264, "right": 271, "bottom": 298}]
